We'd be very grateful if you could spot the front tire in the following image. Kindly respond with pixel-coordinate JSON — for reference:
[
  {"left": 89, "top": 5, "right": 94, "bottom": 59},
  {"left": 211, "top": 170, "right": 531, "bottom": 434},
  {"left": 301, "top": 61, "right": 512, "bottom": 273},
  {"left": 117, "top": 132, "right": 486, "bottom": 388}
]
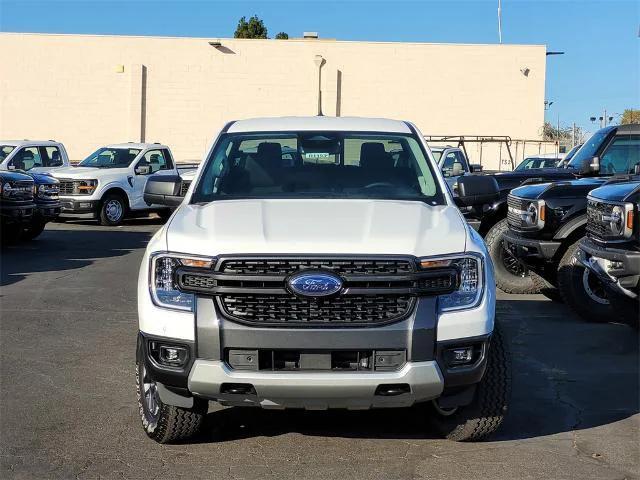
[
  {"left": 486, "top": 219, "right": 539, "bottom": 294},
  {"left": 608, "top": 291, "right": 639, "bottom": 329},
  {"left": 136, "top": 358, "right": 206, "bottom": 444},
  {"left": 429, "top": 323, "right": 511, "bottom": 441},
  {"left": 557, "top": 239, "right": 612, "bottom": 322},
  {"left": 22, "top": 220, "right": 47, "bottom": 241},
  {"left": 99, "top": 193, "right": 127, "bottom": 226}
]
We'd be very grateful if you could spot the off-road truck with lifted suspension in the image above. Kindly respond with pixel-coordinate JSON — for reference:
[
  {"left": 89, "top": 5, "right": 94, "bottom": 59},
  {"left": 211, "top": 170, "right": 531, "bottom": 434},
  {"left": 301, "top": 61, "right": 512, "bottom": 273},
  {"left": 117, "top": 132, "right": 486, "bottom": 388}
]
[
  {"left": 579, "top": 179, "right": 640, "bottom": 328},
  {"left": 466, "top": 127, "right": 632, "bottom": 295},
  {"left": 503, "top": 124, "right": 640, "bottom": 321},
  {"left": 136, "top": 116, "right": 510, "bottom": 443}
]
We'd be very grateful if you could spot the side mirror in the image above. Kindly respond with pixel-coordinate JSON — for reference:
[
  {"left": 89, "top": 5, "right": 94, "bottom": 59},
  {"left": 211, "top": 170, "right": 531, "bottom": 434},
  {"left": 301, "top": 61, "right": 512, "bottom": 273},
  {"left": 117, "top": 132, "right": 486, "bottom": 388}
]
[
  {"left": 454, "top": 175, "right": 499, "bottom": 207},
  {"left": 579, "top": 156, "right": 600, "bottom": 175},
  {"left": 470, "top": 163, "right": 483, "bottom": 173},
  {"left": 135, "top": 165, "right": 151, "bottom": 175},
  {"left": 144, "top": 175, "right": 184, "bottom": 207},
  {"left": 634, "top": 163, "right": 640, "bottom": 175}
]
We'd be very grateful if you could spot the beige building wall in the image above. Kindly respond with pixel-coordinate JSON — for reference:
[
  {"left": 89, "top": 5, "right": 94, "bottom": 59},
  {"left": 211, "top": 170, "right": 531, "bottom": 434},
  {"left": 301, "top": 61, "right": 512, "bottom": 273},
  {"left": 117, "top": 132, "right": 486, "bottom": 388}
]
[{"left": 0, "top": 33, "right": 548, "bottom": 169}]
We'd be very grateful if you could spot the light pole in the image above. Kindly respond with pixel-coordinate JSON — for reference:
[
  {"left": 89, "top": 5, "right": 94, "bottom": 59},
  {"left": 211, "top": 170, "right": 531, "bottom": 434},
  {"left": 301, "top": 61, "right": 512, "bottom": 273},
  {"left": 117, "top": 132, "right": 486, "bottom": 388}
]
[
  {"left": 590, "top": 109, "right": 614, "bottom": 128},
  {"left": 314, "top": 55, "right": 326, "bottom": 116}
]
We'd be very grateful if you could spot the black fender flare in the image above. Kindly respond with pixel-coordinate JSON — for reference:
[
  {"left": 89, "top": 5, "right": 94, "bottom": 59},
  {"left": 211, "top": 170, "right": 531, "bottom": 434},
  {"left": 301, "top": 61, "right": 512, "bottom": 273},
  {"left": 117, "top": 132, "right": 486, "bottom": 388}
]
[{"left": 553, "top": 214, "right": 587, "bottom": 240}]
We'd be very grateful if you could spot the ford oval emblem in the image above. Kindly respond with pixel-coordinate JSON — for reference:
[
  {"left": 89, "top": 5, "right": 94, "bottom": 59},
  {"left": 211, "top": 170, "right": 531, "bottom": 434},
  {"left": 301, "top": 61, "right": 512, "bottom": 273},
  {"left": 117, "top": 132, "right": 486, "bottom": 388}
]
[{"left": 287, "top": 271, "right": 343, "bottom": 297}]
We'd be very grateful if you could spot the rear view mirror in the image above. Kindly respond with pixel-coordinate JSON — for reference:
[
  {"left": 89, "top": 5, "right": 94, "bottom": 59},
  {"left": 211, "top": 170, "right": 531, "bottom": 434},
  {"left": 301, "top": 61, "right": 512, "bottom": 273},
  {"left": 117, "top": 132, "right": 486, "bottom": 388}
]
[
  {"left": 579, "top": 156, "right": 600, "bottom": 175},
  {"left": 454, "top": 175, "right": 499, "bottom": 207},
  {"left": 144, "top": 175, "right": 184, "bottom": 207}
]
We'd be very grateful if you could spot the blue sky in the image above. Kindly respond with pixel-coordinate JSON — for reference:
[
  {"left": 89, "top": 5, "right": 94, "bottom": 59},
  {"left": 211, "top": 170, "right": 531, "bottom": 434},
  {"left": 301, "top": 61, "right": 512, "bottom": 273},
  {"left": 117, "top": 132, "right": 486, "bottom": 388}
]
[{"left": 1, "top": 0, "right": 638, "bottom": 133}]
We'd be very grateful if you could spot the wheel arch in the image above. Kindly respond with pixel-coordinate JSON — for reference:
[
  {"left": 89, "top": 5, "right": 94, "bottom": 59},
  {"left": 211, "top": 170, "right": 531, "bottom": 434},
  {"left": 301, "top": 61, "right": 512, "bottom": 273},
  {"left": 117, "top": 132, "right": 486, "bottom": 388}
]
[
  {"left": 478, "top": 200, "right": 508, "bottom": 236},
  {"left": 100, "top": 185, "right": 131, "bottom": 209}
]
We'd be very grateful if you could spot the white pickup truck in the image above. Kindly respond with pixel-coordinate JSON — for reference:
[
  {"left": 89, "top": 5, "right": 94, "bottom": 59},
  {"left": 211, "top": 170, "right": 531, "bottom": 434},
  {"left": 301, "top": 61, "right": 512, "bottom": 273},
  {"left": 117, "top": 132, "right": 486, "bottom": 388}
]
[
  {"left": 135, "top": 116, "right": 510, "bottom": 444},
  {"left": 51, "top": 143, "right": 179, "bottom": 225},
  {"left": 0, "top": 140, "right": 71, "bottom": 172}
]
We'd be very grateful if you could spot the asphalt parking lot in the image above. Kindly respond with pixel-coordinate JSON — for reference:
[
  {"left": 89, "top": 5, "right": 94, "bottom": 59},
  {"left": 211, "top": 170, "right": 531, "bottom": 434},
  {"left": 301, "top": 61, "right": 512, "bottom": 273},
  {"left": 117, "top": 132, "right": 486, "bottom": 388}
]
[{"left": 1, "top": 220, "right": 638, "bottom": 480}]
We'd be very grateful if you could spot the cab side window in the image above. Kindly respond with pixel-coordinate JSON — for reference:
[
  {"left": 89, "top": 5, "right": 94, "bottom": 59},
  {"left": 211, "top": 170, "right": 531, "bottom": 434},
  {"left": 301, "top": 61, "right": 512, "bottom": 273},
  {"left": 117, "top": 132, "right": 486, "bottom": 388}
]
[
  {"left": 142, "top": 149, "right": 168, "bottom": 173},
  {"left": 441, "top": 152, "right": 464, "bottom": 177},
  {"left": 11, "top": 147, "right": 41, "bottom": 170},
  {"left": 42, "top": 146, "right": 63, "bottom": 167},
  {"left": 600, "top": 135, "right": 640, "bottom": 174}
]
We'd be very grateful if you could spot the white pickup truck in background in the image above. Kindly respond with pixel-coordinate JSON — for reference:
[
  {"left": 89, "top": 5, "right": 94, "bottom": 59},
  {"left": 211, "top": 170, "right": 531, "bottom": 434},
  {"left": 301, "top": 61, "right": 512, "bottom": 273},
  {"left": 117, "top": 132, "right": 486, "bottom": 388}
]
[
  {"left": 51, "top": 142, "right": 180, "bottom": 225},
  {"left": 0, "top": 140, "right": 71, "bottom": 172}
]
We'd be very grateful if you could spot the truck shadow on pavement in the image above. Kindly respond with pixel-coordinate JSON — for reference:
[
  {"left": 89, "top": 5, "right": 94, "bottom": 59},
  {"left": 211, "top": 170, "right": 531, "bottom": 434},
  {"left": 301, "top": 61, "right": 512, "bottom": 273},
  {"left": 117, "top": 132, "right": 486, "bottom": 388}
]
[
  {"left": 195, "top": 298, "right": 638, "bottom": 444},
  {"left": 0, "top": 223, "right": 155, "bottom": 287}
]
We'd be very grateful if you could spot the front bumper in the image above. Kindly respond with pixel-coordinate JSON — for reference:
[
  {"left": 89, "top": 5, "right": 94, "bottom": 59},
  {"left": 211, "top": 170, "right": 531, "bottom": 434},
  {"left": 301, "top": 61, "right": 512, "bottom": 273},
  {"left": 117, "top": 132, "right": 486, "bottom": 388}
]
[
  {"left": 0, "top": 202, "right": 35, "bottom": 223},
  {"left": 35, "top": 201, "right": 61, "bottom": 220},
  {"left": 503, "top": 229, "right": 562, "bottom": 268},
  {"left": 188, "top": 359, "right": 444, "bottom": 409},
  {"left": 578, "top": 237, "right": 640, "bottom": 299},
  {"left": 139, "top": 295, "right": 491, "bottom": 410},
  {"left": 59, "top": 197, "right": 98, "bottom": 217}
]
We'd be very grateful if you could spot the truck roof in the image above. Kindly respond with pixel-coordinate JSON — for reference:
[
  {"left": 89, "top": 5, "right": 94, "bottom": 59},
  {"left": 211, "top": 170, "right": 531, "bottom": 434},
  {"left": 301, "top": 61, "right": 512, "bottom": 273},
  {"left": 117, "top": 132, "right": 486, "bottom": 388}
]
[
  {"left": 227, "top": 116, "right": 412, "bottom": 134},
  {"left": 105, "top": 142, "right": 170, "bottom": 150},
  {"left": 0, "top": 140, "right": 63, "bottom": 147}
]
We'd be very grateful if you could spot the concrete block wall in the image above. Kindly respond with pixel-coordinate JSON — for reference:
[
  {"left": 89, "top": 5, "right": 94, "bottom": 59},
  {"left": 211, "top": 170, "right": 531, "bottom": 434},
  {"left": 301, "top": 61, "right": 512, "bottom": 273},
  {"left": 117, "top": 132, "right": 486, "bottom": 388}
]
[{"left": 0, "top": 33, "right": 547, "bottom": 169}]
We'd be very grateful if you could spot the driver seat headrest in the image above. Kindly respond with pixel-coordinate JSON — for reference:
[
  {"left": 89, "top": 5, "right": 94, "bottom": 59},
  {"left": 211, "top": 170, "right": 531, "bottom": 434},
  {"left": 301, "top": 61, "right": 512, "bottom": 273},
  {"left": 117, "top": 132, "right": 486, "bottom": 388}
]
[{"left": 360, "top": 142, "right": 393, "bottom": 169}]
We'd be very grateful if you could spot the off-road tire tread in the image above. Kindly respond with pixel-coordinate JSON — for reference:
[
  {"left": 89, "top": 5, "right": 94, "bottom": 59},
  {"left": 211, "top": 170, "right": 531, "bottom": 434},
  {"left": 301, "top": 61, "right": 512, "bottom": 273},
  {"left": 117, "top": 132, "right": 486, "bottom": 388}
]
[
  {"left": 557, "top": 240, "right": 610, "bottom": 322},
  {"left": 432, "top": 323, "right": 511, "bottom": 441},
  {"left": 530, "top": 271, "right": 563, "bottom": 302},
  {"left": 135, "top": 364, "right": 205, "bottom": 444},
  {"left": 486, "top": 219, "right": 539, "bottom": 294}
]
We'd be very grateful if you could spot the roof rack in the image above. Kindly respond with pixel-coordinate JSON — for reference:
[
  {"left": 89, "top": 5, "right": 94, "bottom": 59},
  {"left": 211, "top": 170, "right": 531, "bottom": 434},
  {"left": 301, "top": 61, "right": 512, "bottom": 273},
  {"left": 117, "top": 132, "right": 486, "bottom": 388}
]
[{"left": 424, "top": 135, "right": 514, "bottom": 170}]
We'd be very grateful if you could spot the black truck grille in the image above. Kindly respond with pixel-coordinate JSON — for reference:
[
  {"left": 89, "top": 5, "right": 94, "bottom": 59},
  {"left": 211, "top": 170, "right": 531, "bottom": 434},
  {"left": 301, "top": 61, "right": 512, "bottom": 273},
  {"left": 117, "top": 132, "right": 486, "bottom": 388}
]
[
  {"left": 586, "top": 199, "right": 614, "bottom": 240},
  {"left": 180, "top": 181, "right": 191, "bottom": 196},
  {"left": 219, "top": 294, "right": 414, "bottom": 325},
  {"left": 176, "top": 256, "right": 458, "bottom": 327},
  {"left": 6, "top": 181, "right": 34, "bottom": 201},
  {"left": 506, "top": 194, "right": 530, "bottom": 229},
  {"left": 58, "top": 180, "right": 75, "bottom": 195},
  {"left": 219, "top": 258, "right": 414, "bottom": 276}
]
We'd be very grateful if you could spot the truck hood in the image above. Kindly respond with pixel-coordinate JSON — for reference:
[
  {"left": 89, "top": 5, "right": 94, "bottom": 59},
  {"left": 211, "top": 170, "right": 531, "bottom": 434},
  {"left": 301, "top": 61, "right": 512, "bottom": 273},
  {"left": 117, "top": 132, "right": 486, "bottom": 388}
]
[
  {"left": 51, "top": 166, "right": 127, "bottom": 179},
  {"left": 489, "top": 168, "right": 576, "bottom": 192},
  {"left": 25, "top": 171, "right": 59, "bottom": 185},
  {"left": 166, "top": 199, "right": 467, "bottom": 257},
  {"left": 510, "top": 177, "right": 607, "bottom": 201},
  {"left": 589, "top": 180, "right": 640, "bottom": 203}
]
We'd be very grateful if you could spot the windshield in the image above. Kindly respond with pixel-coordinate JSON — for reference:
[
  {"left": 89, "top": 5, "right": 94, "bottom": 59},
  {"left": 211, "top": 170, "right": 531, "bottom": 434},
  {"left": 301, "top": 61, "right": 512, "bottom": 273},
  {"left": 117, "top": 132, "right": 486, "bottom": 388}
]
[
  {"left": 566, "top": 130, "right": 611, "bottom": 169},
  {"left": 515, "top": 157, "right": 558, "bottom": 171},
  {"left": 431, "top": 150, "right": 443, "bottom": 162},
  {"left": 79, "top": 147, "right": 141, "bottom": 168},
  {"left": 191, "top": 132, "right": 444, "bottom": 204},
  {"left": 0, "top": 146, "right": 15, "bottom": 163}
]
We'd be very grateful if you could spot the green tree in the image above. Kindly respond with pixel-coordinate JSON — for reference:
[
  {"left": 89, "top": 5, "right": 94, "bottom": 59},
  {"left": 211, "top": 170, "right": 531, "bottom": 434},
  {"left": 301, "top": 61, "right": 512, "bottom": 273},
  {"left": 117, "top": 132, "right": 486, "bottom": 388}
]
[
  {"left": 275, "top": 32, "right": 289, "bottom": 39},
  {"left": 621, "top": 109, "right": 640, "bottom": 125},
  {"left": 234, "top": 15, "right": 268, "bottom": 39}
]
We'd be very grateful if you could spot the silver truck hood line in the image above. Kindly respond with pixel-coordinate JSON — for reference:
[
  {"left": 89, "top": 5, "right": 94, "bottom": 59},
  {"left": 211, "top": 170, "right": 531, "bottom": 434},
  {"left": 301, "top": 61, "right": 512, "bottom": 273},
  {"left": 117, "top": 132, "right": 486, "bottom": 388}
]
[{"left": 166, "top": 199, "right": 467, "bottom": 257}]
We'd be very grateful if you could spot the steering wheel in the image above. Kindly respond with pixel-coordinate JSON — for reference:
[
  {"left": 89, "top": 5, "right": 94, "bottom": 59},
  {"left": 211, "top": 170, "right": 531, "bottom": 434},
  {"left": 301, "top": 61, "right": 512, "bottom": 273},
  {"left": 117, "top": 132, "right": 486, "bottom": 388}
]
[{"left": 364, "top": 182, "right": 395, "bottom": 189}]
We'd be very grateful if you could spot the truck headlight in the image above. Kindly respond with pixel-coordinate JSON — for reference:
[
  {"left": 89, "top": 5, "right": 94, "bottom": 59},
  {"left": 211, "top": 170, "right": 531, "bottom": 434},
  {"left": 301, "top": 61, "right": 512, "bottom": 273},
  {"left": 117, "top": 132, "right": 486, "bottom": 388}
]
[
  {"left": 72, "top": 179, "right": 98, "bottom": 195},
  {"left": 523, "top": 200, "right": 545, "bottom": 229},
  {"left": 150, "top": 253, "right": 215, "bottom": 311},
  {"left": 2, "top": 182, "right": 11, "bottom": 198},
  {"left": 603, "top": 203, "right": 634, "bottom": 239},
  {"left": 420, "top": 255, "right": 484, "bottom": 312},
  {"left": 37, "top": 184, "right": 60, "bottom": 199}
]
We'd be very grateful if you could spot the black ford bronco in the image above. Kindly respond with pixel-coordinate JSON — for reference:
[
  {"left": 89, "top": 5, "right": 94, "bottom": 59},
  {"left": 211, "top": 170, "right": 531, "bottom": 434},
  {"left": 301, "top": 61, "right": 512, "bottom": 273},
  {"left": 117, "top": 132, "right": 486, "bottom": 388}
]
[{"left": 502, "top": 124, "right": 639, "bottom": 321}]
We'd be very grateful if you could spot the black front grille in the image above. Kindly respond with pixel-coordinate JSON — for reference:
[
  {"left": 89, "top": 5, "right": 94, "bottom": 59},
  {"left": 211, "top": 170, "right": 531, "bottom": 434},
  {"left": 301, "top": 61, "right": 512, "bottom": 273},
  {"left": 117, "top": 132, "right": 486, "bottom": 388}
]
[
  {"left": 58, "top": 179, "right": 74, "bottom": 195},
  {"left": 180, "top": 181, "right": 191, "bottom": 196},
  {"left": 8, "top": 181, "right": 34, "bottom": 201},
  {"left": 586, "top": 199, "right": 614, "bottom": 240},
  {"left": 176, "top": 256, "right": 458, "bottom": 327},
  {"left": 219, "top": 294, "right": 414, "bottom": 326},
  {"left": 506, "top": 195, "right": 530, "bottom": 229},
  {"left": 219, "top": 258, "right": 414, "bottom": 276}
]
